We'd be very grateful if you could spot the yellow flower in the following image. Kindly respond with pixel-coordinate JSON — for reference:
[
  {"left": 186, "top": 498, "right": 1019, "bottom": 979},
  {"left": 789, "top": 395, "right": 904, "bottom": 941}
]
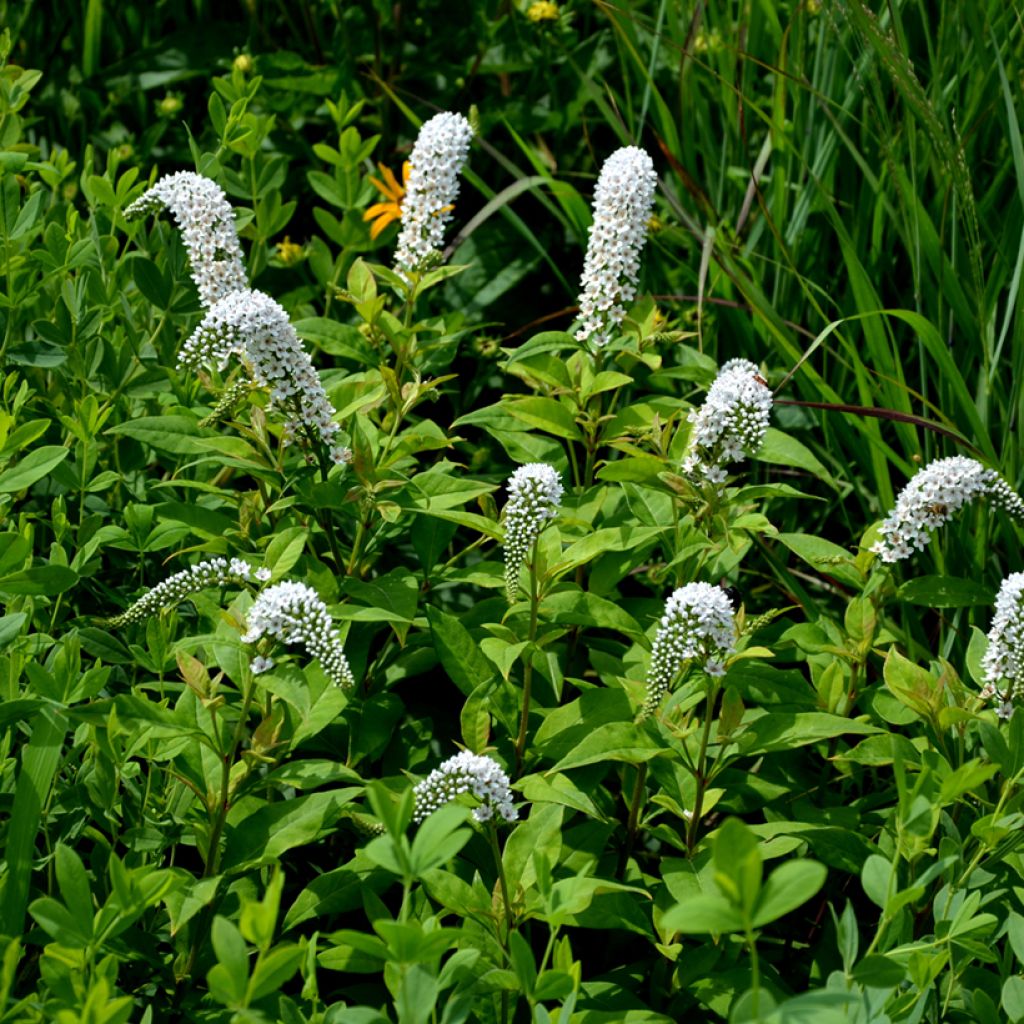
[
  {"left": 526, "top": 1, "right": 559, "bottom": 21},
  {"left": 363, "top": 161, "right": 410, "bottom": 240},
  {"left": 276, "top": 236, "right": 305, "bottom": 266}
]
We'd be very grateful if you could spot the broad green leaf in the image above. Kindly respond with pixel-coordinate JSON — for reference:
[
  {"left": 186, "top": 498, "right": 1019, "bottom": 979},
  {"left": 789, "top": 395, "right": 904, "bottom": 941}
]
[
  {"left": 751, "top": 859, "right": 826, "bottom": 927},
  {"left": 898, "top": 575, "right": 994, "bottom": 608},
  {"left": 107, "top": 416, "right": 201, "bottom": 454},
  {"left": 0, "top": 445, "right": 68, "bottom": 493}
]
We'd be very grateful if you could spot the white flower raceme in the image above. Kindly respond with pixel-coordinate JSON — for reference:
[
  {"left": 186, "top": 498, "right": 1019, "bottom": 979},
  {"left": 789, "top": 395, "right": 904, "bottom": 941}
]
[
  {"left": 125, "top": 171, "right": 248, "bottom": 308},
  {"left": 980, "top": 573, "right": 1024, "bottom": 710},
  {"left": 110, "top": 557, "right": 263, "bottom": 626},
  {"left": 872, "top": 456, "right": 1024, "bottom": 563},
  {"left": 639, "top": 582, "right": 736, "bottom": 719},
  {"left": 412, "top": 751, "right": 518, "bottom": 824},
  {"left": 682, "top": 359, "right": 772, "bottom": 485},
  {"left": 575, "top": 146, "right": 658, "bottom": 348},
  {"left": 181, "top": 289, "right": 347, "bottom": 462},
  {"left": 394, "top": 112, "right": 473, "bottom": 279},
  {"left": 503, "top": 463, "right": 563, "bottom": 601},
  {"left": 242, "top": 581, "right": 355, "bottom": 689}
]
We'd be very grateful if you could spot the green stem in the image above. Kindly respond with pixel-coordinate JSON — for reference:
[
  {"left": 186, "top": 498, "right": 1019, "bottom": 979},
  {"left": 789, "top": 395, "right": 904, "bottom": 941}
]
[
  {"left": 686, "top": 676, "right": 720, "bottom": 855},
  {"left": 746, "top": 926, "right": 761, "bottom": 1019},
  {"left": 488, "top": 824, "right": 513, "bottom": 949},
  {"left": 514, "top": 542, "right": 541, "bottom": 777},
  {"left": 624, "top": 762, "right": 649, "bottom": 863}
]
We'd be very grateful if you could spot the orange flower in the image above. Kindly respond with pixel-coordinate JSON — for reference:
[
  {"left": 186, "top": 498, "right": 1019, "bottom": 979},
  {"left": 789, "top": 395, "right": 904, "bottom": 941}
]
[{"left": 363, "top": 161, "right": 410, "bottom": 240}]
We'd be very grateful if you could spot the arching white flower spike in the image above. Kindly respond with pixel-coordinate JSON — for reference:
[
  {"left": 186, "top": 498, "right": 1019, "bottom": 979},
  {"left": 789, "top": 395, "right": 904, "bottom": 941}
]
[
  {"left": 242, "top": 581, "right": 354, "bottom": 689},
  {"left": 980, "top": 573, "right": 1024, "bottom": 713},
  {"left": 575, "top": 146, "right": 657, "bottom": 349},
  {"left": 413, "top": 751, "right": 518, "bottom": 824},
  {"left": 639, "top": 583, "right": 736, "bottom": 719},
  {"left": 110, "top": 557, "right": 260, "bottom": 627},
  {"left": 181, "top": 289, "right": 347, "bottom": 462},
  {"left": 503, "top": 463, "right": 563, "bottom": 602},
  {"left": 872, "top": 456, "right": 1024, "bottom": 563},
  {"left": 125, "top": 171, "right": 247, "bottom": 308},
  {"left": 682, "top": 358, "right": 773, "bottom": 485},
  {"left": 394, "top": 111, "right": 474, "bottom": 280}
]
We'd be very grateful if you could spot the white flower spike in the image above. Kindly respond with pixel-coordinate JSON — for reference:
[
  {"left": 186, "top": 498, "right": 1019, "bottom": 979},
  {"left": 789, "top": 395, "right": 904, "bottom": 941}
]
[
  {"left": 575, "top": 146, "right": 657, "bottom": 349},
  {"left": 682, "top": 359, "right": 772, "bottom": 485},
  {"left": 413, "top": 751, "right": 518, "bottom": 824},
  {"left": 182, "top": 289, "right": 347, "bottom": 463},
  {"left": 125, "top": 171, "right": 248, "bottom": 308},
  {"left": 110, "top": 557, "right": 259, "bottom": 627},
  {"left": 394, "top": 112, "right": 474, "bottom": 279},
  {"left": 243, "top": 581, "right": 355, "bottom": 689},
  {"left": 503, "top": 463, "right": 563, "bottom": 601},
  {"left": 980, "top": 573, "right": 1024, "bottom": 709},
  {"left": 872, "top": 456, "right": 1024, "bottom": 563},
  {"left": 639, "top": 583, "right": 736, "bottom": 719}
]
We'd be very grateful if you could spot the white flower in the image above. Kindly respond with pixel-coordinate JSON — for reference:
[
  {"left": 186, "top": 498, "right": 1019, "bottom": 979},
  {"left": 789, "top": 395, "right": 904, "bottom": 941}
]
[
  {"left": 243, "top": 581, "right": 354, "bottom": 689},
  {"left": 255, "top": 567, "right": 272, "bottom": 583},
  {"left": 981, "top": 573, "right": 1024, "bottom": 709},
  {"left": 110, "top": 557, "right": 257, "bottom": 626},
  {"left": 575, "top": 146, "right": 657, "bottom": 348},
  {"left": 872, "top": 456, "right": 1024, "bottom": 563},
  {"left": 251, "top": 655, "right": 275, "bottom": 675},
  {"left": 125, "top": 171, "right": 247, "bottom": 308},
  {"left": 394, "top": 112, "right": 473, "bottom": 279},
  {"left": 683, "top": 359, "right": 772, "bottom": 486},
  {"left": 639, "top": 583, "right": 736, "bottom": 718},
  {"left": 503, "top": 463, "right": 563, "bottom": 601},
  {"left": 413, "top": 751, "right": 518, "bottom": 824},
  {"left": 181, "top": 289, "right": 344, "bottom": 457}
]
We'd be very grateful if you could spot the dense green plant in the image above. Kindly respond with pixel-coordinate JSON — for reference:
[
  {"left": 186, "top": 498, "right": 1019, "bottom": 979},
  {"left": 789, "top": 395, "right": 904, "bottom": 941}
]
[{"left": 5, "top": 3, "right": 1024, "bottom": 1023}]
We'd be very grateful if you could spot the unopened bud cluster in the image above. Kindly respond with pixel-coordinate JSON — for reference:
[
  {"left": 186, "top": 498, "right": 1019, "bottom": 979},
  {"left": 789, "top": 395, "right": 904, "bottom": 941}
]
[
  {"left": 394, "top": 112, "right": 473, "bottom": 280},
  {"left": 980, "top": 573, "right": 1024, "bottom": 715},
  {"left": 110, "top": 557, "right": 269, "bottom": 626},
  {"left": 575, "top": 146, "right": 657, "bottom": 348},
  {"left": 242, "top": 581, "right": 355, "bottom": 689},
  {"left": 125, "top": 171, "right": 247, "bottom": 308},
  {"left": 682, "top": 359, "right": 772, "bottom": 485},
  {"left": 412, "top": 751, "right": 518, "bottom": 824},
  {"left": 182, "top": 289, "right": 348, "bottom": 463},
  {"left": 503, "top": 463, "right": 563, "bottom": 601},
  {"left": 639, "top": 583, "right": 736, "bottom": 719},
  {"left": 872, "top": 456, "right": 1024, "bottom": 563}
]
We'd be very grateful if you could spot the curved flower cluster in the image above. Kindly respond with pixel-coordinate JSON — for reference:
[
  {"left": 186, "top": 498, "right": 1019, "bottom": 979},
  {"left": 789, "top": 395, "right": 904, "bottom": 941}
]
[
  {"left": 872, "top": 456, "right": 1024, "bottom": 563},
  {"left": 639, "top": 583, "right": 736, "bottom": 719},
  {"left": 412, "top": 751, "right": 518, "bottom": 824},
  {"left": 111, "top": 557, "right": 268, "bottom": 627},
  {"left": 394, "top": 112, "right": 474, "bottom": 279},
  {"left": 980, "top": 573, "right": 1024, "bottom": 714},
  {"left": 242, "top": 581, "right": 355, "bottom": 689},
  {"left": 682, "top": 359, "right": 773, "bottom": 485},
  {"left": 503, "top": 463, "right": 563, "bottom": 601},
  {"left": 182, "top": 289, "right": 347, "bottom": 462},
  {"left": 575, "top": 146, "right": 657, "bottom": 348},
  {"left": 125, "top": 171, "right": 247, "bottom": 308}
]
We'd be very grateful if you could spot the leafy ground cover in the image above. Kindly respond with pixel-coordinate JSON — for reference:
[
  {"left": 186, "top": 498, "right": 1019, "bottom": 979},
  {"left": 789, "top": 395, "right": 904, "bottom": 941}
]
[{"left": 3, "top": 1, "right": 1024, "bottom": 1021}]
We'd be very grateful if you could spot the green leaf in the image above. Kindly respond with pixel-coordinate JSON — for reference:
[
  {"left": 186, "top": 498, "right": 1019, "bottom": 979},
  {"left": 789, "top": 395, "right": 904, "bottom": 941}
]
[
  {"left": 54, "top": 845, "right": 93, "bottom": 937},
  {"left": 714, "top": 818, "right": 761, "bottom": 914},
  {"left": 752, "top": 859, "right": 826, "bottom": 927},
  {"left": 755, "top": 428, "right": 836, "bottom": 487},
  {"left": 660, "top": 893, "right": 745, "bottom": 934},
  {"left": 505, "top": 396, "right": 582, "bottom": 440},
  {"left": 107, "top": 416, "right": 201, "bottom": 454},
  {"left": 210, "top": 916, "right": 249, "bottom": 1004},
  {"left": 898, "top": 575, "right": 995, "bottom": 608},
  {"left": 737, "top": 712, "right": 882, "bottom": 754},
  {"left": 2, "top": 709, "right": 67, "bottom": 938},
  {"left": 427, "top": 606, "right": 496, "bottom": 697},
  {"left": 540, "top": 589, "right": 643, "bottom": 638},
  {"left": 0, "top": 565, "right": 77, "bottom": 596},
  {"left": 131, "top": 255, "right": 171, "bottom": 308},
  {"left": 0, "top": 445, "right": 68, "bottom": 493},
  {"left": 222, "top": 789, "right": 360, "bottom": 871},
  {"left": 247, "top": 943, "right": 304, "bottom": 1002},
  {"left": 549, "top": 723, "right": 662, "bottom": 773}
]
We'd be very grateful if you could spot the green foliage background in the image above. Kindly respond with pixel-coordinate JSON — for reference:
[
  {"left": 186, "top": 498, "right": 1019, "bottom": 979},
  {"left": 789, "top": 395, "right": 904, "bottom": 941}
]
[{"left": 3, "top": 1, "right": 1024, "bottom": 1022}]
